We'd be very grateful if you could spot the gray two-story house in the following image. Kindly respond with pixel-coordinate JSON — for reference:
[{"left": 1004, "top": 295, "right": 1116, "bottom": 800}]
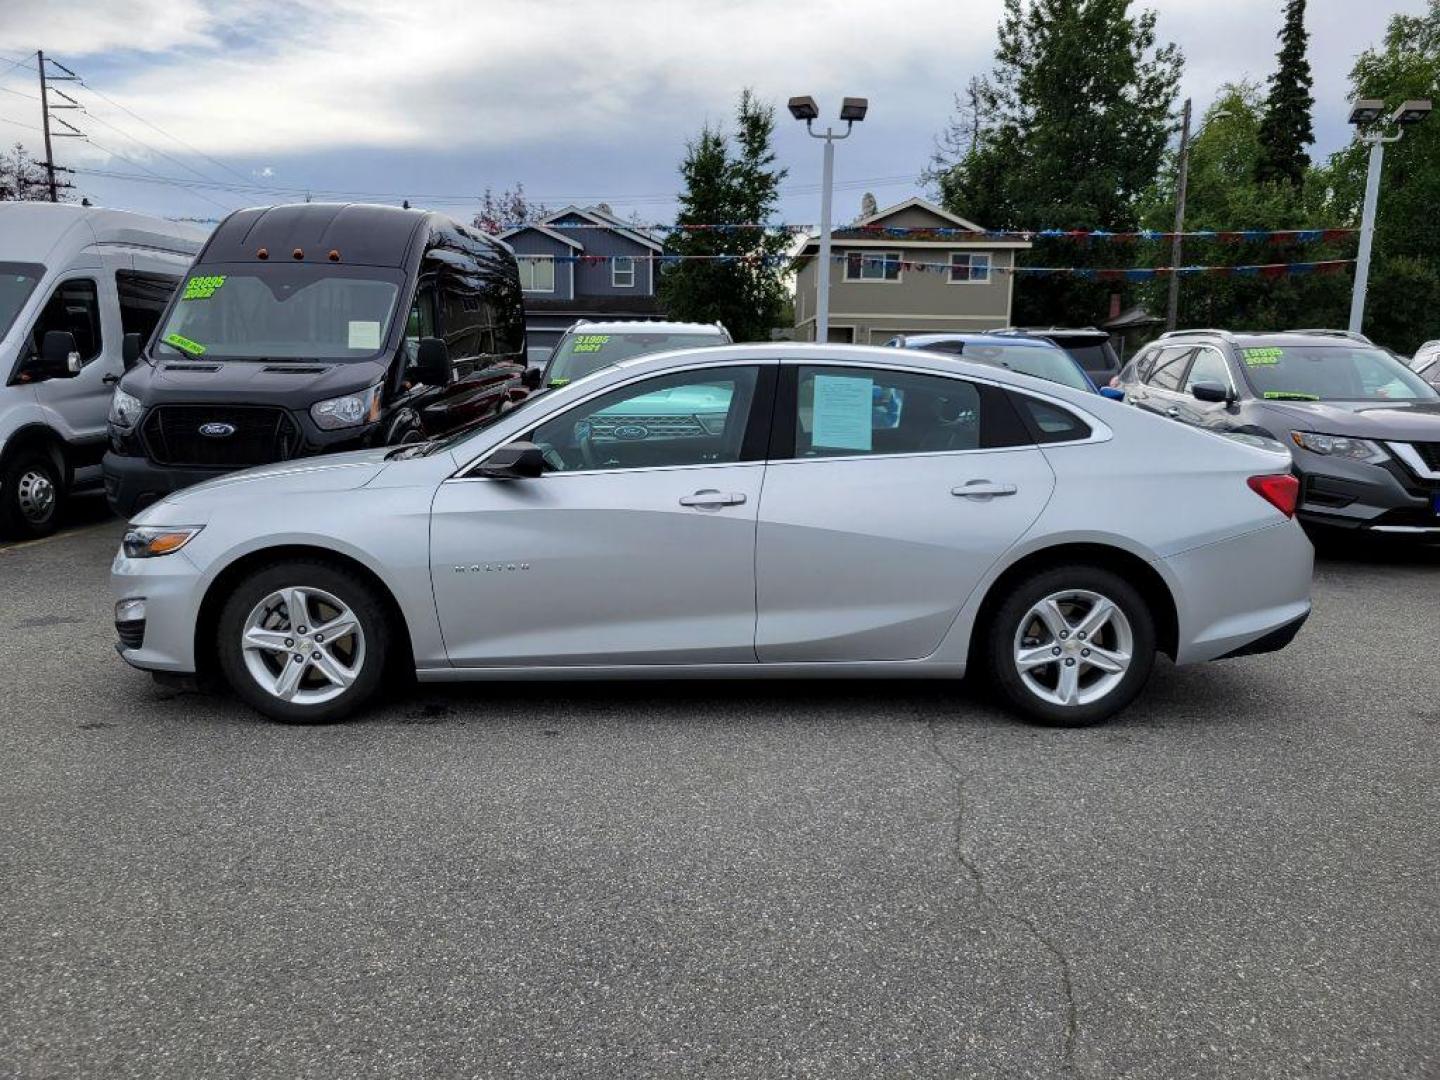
[
  {"left": 499, "top": 206, "right": 666, "bottom": 351},
  {"left": 793, "top": 197, "right": 1031, "bottom": 344}
]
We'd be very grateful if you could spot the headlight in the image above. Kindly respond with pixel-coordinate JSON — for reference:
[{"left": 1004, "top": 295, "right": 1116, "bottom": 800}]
[
  {"left": 1289, "top": 431, "right": 1389, "bottom": 464},
  {"left": 108, "top": 387, "right": 144, "bottom": 429},
  {"left": 121, "top": 525, "right": 203, "bottom": 559},
  {"left": 310, "top": 384, "right": 382, "bottom": 430}
]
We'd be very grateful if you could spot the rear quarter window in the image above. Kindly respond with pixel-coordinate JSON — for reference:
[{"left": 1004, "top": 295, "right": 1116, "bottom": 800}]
[{"left": 1011, "top": 394, "right": 1093, "bottom": 444}]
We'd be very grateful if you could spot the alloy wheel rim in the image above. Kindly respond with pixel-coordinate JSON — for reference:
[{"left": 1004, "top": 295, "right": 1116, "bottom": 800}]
[
  {"left": 17, "top": 469, "right": 56, "bottom": 523},
  {"left": 1013, "top": 589, "right": 1133, "bottom": 708},
  {"left": 240, "top": 586, "right": 365, "bottom": 706}
]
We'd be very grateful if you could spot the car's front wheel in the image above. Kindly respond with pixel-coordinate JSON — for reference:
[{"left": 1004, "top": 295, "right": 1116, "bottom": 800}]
[
  {"left": 985, "top": 566, "right": 1156, "bottom": 726},
  {"left": 216, "top": 560, "right": 391, "bottom": 724}
]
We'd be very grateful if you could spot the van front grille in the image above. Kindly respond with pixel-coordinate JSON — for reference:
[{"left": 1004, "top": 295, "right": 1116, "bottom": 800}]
[{"left": 142, "top": 406, "right": 301, "bottom": 467}]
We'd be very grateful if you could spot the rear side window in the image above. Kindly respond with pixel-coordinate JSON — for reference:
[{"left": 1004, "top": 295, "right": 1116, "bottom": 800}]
[
  {"left": 117, "top": 270, "right": 181, "bottom": 343},
  {"left": 1012, "top": 395, "right": 1093, "bottom": 444},
  {"left": 1145, "top": 347, "right": 1193, "bottom": 391}
]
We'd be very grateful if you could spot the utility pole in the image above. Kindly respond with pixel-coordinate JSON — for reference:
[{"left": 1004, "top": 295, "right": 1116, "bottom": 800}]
[
  {"left": 37, "top": 50, "right": 55, "bottom": 201},
  {"left": 35, "top": 51, "right": 82, "bottom": 203},
  {"left": 1165, "top": 97, "right": 1192, "bottom": 333}
]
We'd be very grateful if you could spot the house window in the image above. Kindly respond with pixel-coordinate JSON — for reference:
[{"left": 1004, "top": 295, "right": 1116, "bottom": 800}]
[
  {"left": 844, "top": 251, "right": 901, "bottom": 282},
  {"left": 612, "top": 256, "right": 636, "bottom": 288},
  {"left": 950, "top": 252, "right": 991, "bottom": 283},
  {"left": 517, "top": 256, "right": 555, "bottom": 293}
]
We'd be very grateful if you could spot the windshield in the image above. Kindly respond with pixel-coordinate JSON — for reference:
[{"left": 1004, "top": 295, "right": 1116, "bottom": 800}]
[
  {"left": 0, "top": 262, "right": 43, "bottom": 341},
  {"left": 546, "top": 331, "right": 722, "bottom": 385},
  {"left": 959, "top": 343, "right": 1093, "bottom": 392},
  {"left": 1239, "top": 345, "right": 1437, "bottom": 402},
  {"left": 155, "top": 266, "right": 402, "bottom": 360}
]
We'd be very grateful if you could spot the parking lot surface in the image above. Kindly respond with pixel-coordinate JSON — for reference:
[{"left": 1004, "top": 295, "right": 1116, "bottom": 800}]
[{"left": 1, "top": 519, "right": 1436, "bottom": 1079}]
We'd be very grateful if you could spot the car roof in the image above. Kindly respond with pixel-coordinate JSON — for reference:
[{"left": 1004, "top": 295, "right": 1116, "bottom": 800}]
[
  {"left": 561, "top": 320, "right": 728, "bottom": 336},
  {"left": 1155, "top": 330, "right": 1379, "bottom": 349},
  {"left": 1001, "top": 326, "right": 1110, "bottom": 340}
]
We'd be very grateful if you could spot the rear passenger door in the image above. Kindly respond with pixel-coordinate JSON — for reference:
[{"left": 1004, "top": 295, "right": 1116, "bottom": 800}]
[
  {"left": 1127, "top": 346, "right": 1194, "bottom": 421},
  {"left": 754, "top": 362, "right": 1055, "bottom": 663}
]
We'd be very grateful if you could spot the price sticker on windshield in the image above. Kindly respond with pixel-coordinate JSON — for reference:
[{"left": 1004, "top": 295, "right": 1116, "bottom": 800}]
[
  {"left": 1243, "top": 347, "right": 1283, "bottom": 366},
  {"left": 571, "top": 334, "right": 611, "bottom": 354},
  {"left": 181, "top": 275, "right": 226, "bottom": 301},
  {"left": 162, "top": 332, "right": 206, "bottom": 355}
]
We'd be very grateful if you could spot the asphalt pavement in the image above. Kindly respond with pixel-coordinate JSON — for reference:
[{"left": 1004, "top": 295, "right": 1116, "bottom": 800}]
[{"left": 1, "top": 518, "right": 1436, "bottom": 1079}]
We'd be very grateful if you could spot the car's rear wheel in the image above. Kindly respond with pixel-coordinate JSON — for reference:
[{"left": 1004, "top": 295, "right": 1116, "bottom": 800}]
[
  {"left": 0, "top": 451, "right": 64, "bottom": 540},
  {"left": 985, "top": 566, "right": 1155, "bottom": 726},
  {"left": 216, "top": 561, "right": 391, "bottom": 724}
]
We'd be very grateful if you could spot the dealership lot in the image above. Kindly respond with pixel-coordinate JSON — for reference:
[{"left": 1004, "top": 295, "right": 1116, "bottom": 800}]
[{"left": 1, "top": 520, "right": 1436, "bottom": 1079}]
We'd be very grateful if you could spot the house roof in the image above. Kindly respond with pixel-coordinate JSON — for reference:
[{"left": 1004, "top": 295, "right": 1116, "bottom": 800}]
[
  {"left": 540, "top": 205, "right": 665, "bottom": 252},
  {"left": 496, "top": 222, "right": 584, "bottom": 250},
  {"left": 853, "top": 196, "right": 985, "bottom": 233}
]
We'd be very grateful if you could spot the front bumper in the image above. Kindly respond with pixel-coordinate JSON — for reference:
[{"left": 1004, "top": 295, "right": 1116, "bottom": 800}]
[
  {"left": 111, "top": 546, "right": 207, "bottom": 674},
  {"left": 104, "top": 451, "right": 221, "bottom": 517},
  {"left": 1294, "top": 455, "right": 1440, "bottom": 537}
]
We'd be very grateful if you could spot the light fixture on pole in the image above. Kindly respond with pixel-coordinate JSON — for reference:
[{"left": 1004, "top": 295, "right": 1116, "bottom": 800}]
[
  {"left": 1347, "top": 98, "right": 1431, "bottom": 333},
  {"left": 790, "top": 95, "right": 867, "bottom": 343},
  {"left": 1166, "top": 100, "right": 1232, "bottom": 332}
]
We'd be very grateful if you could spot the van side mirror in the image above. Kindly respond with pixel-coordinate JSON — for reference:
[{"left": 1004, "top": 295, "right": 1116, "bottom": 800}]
[
  {"left": 1191, "top": 381, "right": 1232, "bottom": 404},
  {"left": 413, "top": 337, "right": 454, "bottom": 386},
  {"left": 122, "top": 333, "right": 142, "bottom": 369},
  {"left": 521, "top": 366, "right": 542, "bottom": 390},
  {"left": 39, "top": 331, "right": 82, "bottom": 379},
  {"left": 477, "top": 440, "right": 546, "bottom": 479}
]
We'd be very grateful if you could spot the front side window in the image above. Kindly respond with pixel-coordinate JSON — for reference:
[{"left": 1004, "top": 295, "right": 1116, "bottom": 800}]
[
  {"left": 611, "top": 256, "right": 635, "bottom": 288},
  {"left": 156, "top": 266, "right": 402, "bottom": 361},
  {"left": 545, "top": 330, "right": 723, "bottom": 386},
  {"left": 950, "top": 252, "right": 991, "bottom": 283},
  {"left": 517, "top": 256, "right": 555, "bottom": 293},
  {"left": 0, "top": 262, "right": 43, "bottom": 341},
  {"left": 844, "top": 251, "right": 901, "bottom": 281},
  {"left": 794, "top": 365, "right": 987, "bottom": 458},
  {"left": 528, "top": 366, "right": 759, "bottom": 473},
  {"left": 29, "top": 278, "right": 102, "bottom": 366},
  {"left": 1238, "top": 344, "right": 1437, "bottom": 402},
  {"left": 1184, "top": 349, "right": 1232, "bottom": 392},
  {"left": 117, "top": 269, "right": 181, "bottom": 342}
]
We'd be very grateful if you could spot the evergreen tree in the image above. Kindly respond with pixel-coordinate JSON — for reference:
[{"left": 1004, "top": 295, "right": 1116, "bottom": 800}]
[
  {"left": 1254, "top": 0, "right": 1315, "bottom": 188},
  {"left": 929, "top": 0, "right": 1183, "bottom": 324},
  {"left": 659, "top": 89, "right": 788, "bottom": 342}
]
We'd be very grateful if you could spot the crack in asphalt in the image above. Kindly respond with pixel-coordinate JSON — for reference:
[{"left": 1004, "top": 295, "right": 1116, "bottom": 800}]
[{"left": 926, "top": 720, "right": 1079, "bottom": 1077}]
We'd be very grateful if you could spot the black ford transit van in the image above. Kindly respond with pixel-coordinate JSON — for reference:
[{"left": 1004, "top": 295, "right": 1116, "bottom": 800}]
[{"left": 104, "top": 203, "right": 531, "bottom": 515}]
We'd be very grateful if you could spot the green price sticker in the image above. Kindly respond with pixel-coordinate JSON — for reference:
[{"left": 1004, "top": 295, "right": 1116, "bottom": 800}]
[
  {"left": 1243, "top": 347, "right": 1283, "bottom": 367},
  {"left": 163, "top": 332, "right": 206, "bottom": 356},
  {"left": 182, "top": 275, "right": 227, "bottom": 301},
  {"left": 548, "top": 377, "right": 571, "bottom": 388},
  {"left": 571, "top": 334, "right": 611, "bottom": 354}
]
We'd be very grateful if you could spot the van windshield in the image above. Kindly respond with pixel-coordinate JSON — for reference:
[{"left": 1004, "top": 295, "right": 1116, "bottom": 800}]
[
  {"left": 0, "top": 263, "right": 44, "bottom": 341},
  {"left": 546, "top": 331, "right": 723, "bottom": 385},
  {"left": 155, "top": 266, "right": 402, "bottom": 361}
]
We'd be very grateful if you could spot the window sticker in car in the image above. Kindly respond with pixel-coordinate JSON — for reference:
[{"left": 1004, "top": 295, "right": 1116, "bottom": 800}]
[
  {"left": 162, "top": 331, "right": 206, "bottom": 356},
  {"left": 548, "top": 377, "right": 571, "bottom": 388},
  {"left": 812, "top": 374, "right": 874, "bottom": 451},
  {"left": 1262, "top": 390, "right": 1319, "bottom": 400},
  {"left": 180, "top": 275, "right": 226, "bottom": 301},
  {"left": 570, "top": 334, "right": 611, "bottom": 354},
  {"left": 1242, "top": 347, "right": 1283, "bottom": 366},
  {"left": 347, "top": 320, "right": 381, "bottom": 350}
]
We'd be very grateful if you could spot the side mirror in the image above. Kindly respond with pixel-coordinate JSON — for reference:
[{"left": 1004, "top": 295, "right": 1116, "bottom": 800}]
[
  {"left": 1098, "top": 386, "right": 1125, "bottom": 401},
  {"left": 39, "top": 331, "right": 82, "bottom": 379},
  {"left": 521, "top": 366, "right": 543, "bottom": 390},
  {"left": 413, "top": 337, "right": 454, "bottom": 386},
  {"left": 477, "top": 440, "right": 546, "bottom": 479},
  {"left": 122, "top": 332, "right": 142, "bottom": 370},
  {"left": 1191, "top": 381, "right": 1232, "bottom": 404}
]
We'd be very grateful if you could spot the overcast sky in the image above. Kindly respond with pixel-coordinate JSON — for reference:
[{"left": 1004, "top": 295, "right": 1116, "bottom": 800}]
[{"left": 0, "top": 0, "right": 1425, "bottom": 227}]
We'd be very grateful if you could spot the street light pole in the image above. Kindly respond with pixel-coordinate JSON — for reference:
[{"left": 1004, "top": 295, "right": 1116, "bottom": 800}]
[
  {"left": 1165, "top": 97, "right": 1192, "bottom": 333},
  {"left": 790, "top": 96, "right": 867, "bottom": 344}
]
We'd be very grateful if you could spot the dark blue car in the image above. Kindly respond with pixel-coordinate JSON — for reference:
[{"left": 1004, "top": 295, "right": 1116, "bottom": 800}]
[{"left": 882, "top": 332, "right": 1122, "bottom": 399}]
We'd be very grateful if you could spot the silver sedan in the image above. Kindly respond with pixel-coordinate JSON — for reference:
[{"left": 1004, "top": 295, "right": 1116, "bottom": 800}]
[{"left": 112, "top": 344, "right": 1313, "bottom": 726}]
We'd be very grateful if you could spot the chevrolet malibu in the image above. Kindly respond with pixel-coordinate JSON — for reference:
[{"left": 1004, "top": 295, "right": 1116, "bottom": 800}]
[{"left": 112, "top": 344, "right": 1313, "bottom": 727}]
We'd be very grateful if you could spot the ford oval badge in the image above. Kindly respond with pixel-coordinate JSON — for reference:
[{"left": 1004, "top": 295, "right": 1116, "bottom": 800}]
[
  {"left": 613, "top": 424, "right": 649, "bottom": 441},
  {"left": 198, "top": 422, "right": 237, "bottom": 438}
]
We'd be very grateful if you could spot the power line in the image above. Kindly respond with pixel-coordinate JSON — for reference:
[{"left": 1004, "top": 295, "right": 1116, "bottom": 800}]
[
  {"left": 0, "top": 113, "right": 41, "bottom": 132},
  {"left": 82, "top": 135, "right": 235, "bottom": 213}
]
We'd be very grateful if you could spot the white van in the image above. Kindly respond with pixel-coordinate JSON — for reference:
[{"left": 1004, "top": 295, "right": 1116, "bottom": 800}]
[{"left": 0, "top": 203, "right": 205, "bottom": 538}]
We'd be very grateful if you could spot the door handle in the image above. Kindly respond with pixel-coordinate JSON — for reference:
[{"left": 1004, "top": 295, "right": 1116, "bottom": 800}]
[
  {"left": 679, "top": 489, "right": 747, "bottom": 508},
  {"left": 952, "top": 480, "right": 1018, "bottom": 499},
  {"left": 1165, "top": 406, "right": 1180, "bottom": 418}
]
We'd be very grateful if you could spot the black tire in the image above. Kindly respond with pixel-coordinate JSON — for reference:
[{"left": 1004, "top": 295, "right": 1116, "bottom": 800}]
[
  {"left": 0, "top": 450, "right": 64, "bottom": 540},
  {"left": 984, "top": 565, "right": 1156, "bottom": 727},
  {"left": 215, "top": 559, "right": 391, "bottom": 724}
]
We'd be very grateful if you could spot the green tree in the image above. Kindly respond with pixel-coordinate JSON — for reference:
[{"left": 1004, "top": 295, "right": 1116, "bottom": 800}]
[
  {"left": 1318, "top": 0, "right": 1440, "bottom": 352},
  {"left": 1255, "top": 0, "right": 1316, "bottom": 188},
  {"left": 930, "top": 0, "right": 1183, "bottom": 324},
  {"left": 659, "top": 89, "right": 789, "bottom": 342}
]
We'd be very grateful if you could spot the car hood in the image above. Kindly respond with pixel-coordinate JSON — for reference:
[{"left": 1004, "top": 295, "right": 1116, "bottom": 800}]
[
  {"left": 133, "top": 447, "right": 394, "bottom": 524},
  {"left": 1260, "top": 399, "right": 1440, "bottom": 441}
]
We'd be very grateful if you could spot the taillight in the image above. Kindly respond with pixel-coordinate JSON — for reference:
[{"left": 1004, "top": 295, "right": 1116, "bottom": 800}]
[{"left": 1247, "top": 473, "right": 1300, "bottom": 518}]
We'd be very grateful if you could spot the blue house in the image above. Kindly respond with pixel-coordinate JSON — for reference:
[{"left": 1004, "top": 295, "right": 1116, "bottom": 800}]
[{"left": 499, "top": 206, "right": 667, "bottom": 350}]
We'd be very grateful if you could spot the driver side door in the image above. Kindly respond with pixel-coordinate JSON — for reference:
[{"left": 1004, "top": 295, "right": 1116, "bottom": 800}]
[{"left": 430, "top": 363, "right": 774, "bottom": 667}]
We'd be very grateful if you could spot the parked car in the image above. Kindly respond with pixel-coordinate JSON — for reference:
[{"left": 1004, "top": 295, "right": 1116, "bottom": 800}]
[
  {"left": 883, "top": 332, "right": 1102, "bottom": 394},
  {"left": 113, "top": 343, "right": 1312, "bottom": 728},
  {"left": 0, "top": 203, "right": 203, "bottom": 537},
  {"left": 103, "top": 203, "right": 531, "bottom": 517},
  {"left": 1410, "top": 340, "right": 1440, "bottom": 389},
  {"left": 1115, "top": 329, "right": 1440, "bottom": 537},
  {"left": 541, "top": 319, "right": 730, "bottom": 387},
  {"left": 993, "top": 327, "right": 1122, "bottom": 382}
]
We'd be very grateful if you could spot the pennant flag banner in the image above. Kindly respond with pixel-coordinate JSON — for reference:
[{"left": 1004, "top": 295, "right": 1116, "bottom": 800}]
[{"left": 504, "top": 221, "right": 1358, "bottom": 242}]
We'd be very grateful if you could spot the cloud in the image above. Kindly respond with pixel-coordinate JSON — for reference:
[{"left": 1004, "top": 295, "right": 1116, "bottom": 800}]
[{"left": 0, "top": 0, "right": 218, "bottom": 55}]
